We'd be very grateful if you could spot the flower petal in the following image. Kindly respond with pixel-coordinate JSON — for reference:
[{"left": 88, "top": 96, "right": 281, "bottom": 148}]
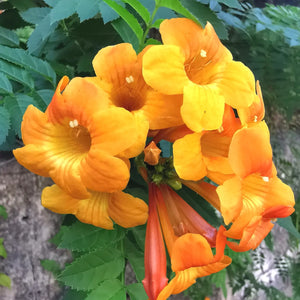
[
  {"left": 181, "top": 83, "right": 225, "bottom": 132},
  {"left": 143, "top": 45, "right": 189, "bottom": 95},
  {"left": 173, "top": 133, "right": 207, "bottom": 181},
  {"left": 108, "top": 191, "right": 148, "bottom": 228}
]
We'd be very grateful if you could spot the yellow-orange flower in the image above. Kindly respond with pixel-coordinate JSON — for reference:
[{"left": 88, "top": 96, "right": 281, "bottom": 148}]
[
  {"left": 42, "top": 184, "right": 148, "bottom": 229},
  {"left": 13, "top": 76, "right": 147, "bottom": 198},
  {"left": 90, "top": 43, "right": 183, "bottom": 130},
  {"left": 143, "top": 18, "right": 256, "bottom": 132}
]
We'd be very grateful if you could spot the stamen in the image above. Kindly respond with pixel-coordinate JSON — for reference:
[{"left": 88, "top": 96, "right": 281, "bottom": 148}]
[
  {"left": 217, "top": 126, "right": 224, "bottom": 133},
  {"left": 200, "top": 49, "right": 207, "bottom": 58},
  {"left": 262, "top": 176, "right": 269, "bottom": 182},
  {"left": 254, "top": 115, "right": 258, "bottom": 122},
  {"left": 125, "top": 75, "right": 134, "bottom": 84},
  {"left": 69, "top": 119, "right": 79, "bottom": 128}
]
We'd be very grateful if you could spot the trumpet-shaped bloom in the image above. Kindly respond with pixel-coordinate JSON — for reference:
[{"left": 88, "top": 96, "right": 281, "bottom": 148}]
[
  {"left": 91, "top": 43, "right": 183, "bottom": 130},
  {"left": 143, "top": 18, "right": 256, "bottom": 132},
  {"left": 42, "top": 184, "right": 148, "bottom": 229},
  {"left": 13, "top": 77, "right": 147, "bottom": 198}
]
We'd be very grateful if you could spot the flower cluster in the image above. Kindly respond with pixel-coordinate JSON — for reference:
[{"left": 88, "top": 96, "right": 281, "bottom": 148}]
[{"left": 13, "top": 18, "right": 294, "bottom": 299}]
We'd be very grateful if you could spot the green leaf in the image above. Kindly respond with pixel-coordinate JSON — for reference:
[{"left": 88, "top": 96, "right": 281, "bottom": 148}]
[
  {"left": 180, "top": 0, "right": 228, "bottom": 39},
  {"left": 126, "top": 283, "right": 148, "bottom": 300},
  {"left": 0, "top": 128, "right": 17, "bottom": 151},
  {"left": 99, "top": 1, "right": 124, "bottom": 24},
  {"left": 40, "top": 259, "right": 61, "bottom": 277},
  {"left": 85, "top": 279, "right": 126, "bottom": 300},
  {"left": 58, "top": 221, "right": 125, "bottom": 251},
  {"left": 20, "top": 7, "right": 52, "bottom": 24},
  {"left": 62, "top": 289, "right": 88, "bottom": 300},
  {"left": 129, "top": 225, "right": 146, "bottom": 251},
  {"left": 0, "top": 59, "right": 34, "bottom": 89},
  {"left": 111, "top": 18, "right": 139, "bottom": 51},
  {"left": 211, "top": 268, "right": 227, "bottom": 297},
  {"left": 0, "top": 26, "right": 19, "bottom": 47},
  {"left": 0, "top": 106, "right": 10, "bottom": 145},
  {"left": 217, "top": 0, "right": 242, "bottom": 9},
  {"left": 103, "top": 0, "right": 143, "bottom": 41},
  {"left": 58, "top": 248, "right": 125, "bottom": 290},
  {"left": 0, "top": 45, "right": 56, "bottom": 84},
  {"left": 49, "top": 0, "right": 77, "bottom": 25},
  {"left": 76, "top": 0, "right": 101, "bottom": 22},
  {"left": 0, "top": 273, "right": 11, "bottom": 288},
  {"left": 4, "top": 95, "right": 38, "bottom": 138},
  {"left": 0, "top": 205, "right": 8, "bottom": 219},
  {"left": 0, "top": 71, "right": 13, "bottom": 94},
  {"left": 0, "top": 238, "right": 7, "bottom": 258},
  {"left": 122, "top": 0, "right": 151, "bottom": 23},
  {"left": 277, "top": 217, "right": 300, "bottom": 239},
  {"left": 35, "top": 89, "right": 54, "bottom": 109}
]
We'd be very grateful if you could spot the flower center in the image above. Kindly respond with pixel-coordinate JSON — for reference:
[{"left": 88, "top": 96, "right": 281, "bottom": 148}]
[{"left": 67, "top": 122, "right": 91, "bottom": 154}]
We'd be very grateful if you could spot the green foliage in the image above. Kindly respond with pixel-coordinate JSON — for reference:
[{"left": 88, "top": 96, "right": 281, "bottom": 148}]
[
  {"left": 0, "top": 273, "right": 11, "bottom": 288},
  {"left": 0, "top": 205, "right": 8, "bottom": 220}
]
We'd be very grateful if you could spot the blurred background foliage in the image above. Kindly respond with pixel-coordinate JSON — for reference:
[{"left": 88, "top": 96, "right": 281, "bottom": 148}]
[{"left": 0, "top": 0, "right": 299, "bottom": 299}]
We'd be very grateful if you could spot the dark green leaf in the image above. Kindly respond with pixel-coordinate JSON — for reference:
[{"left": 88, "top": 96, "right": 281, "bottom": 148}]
[
  {"left": 0, "top": 238, "right": 7, "bottom": 258},
  {"left": 103, "top": 0, "right": 143, "bottom": 41},
  {"left": 85, "top": 279, "right": 126, "bottom": 300},
  {"left": 58, "top": 248, "right": 125, "bottom": 290},
  {"left": 99, "top": 1, "right": 124, "bottom": 24},
  {"left": 40, "top": 259, "right": 62, "bottom": 277},
  {"left": 277, "top": 217, "right": 300, "bottom": 239},
  {"left": 58, "top": 221, "right": 125, "bottom": 251},
  {"left": 0, "top": 106, "right": 10, "bottom": 145},
  {"left": 217, "top": 0, "right": 242, "bottom": 9},
  {"left": 0, "top": 45, "right": 56, "bottom": 84},
  {"left": 9, "top": 0, "right": 36, "bottom": 11},
  {"left": 35, "top": 89, "right": 54, "bottom": 108},
  {"left": 0, "top": 273, "right": 11, "bottom": 288},
  {"left": 0, "top": 205, "right": 8, "bottom": 219},
  {"left": 76, "top": 0, "right": 101, "bottom": 22},
  {"left": 49, "top": 0, "right": 77, "bottom": 25},
  {"left": 211, "top": 269, "right": 227, "bottom": 297},
  {"left": 126, "top": 283, "right": 148, "bottom": 300},
  {"left": 0, "top": 59, "right": 34, "bottom": 88},
  {"left": 0, "top": 128, "right": 17, "bottom": 151},
  {"left": 0, "top": 71, "right": 13, "bottom": 94},
  {"left": 62, "top": 289, "right": 88, "bottom": 300},
  {"left": 122, "top": 0, "right": 151, "bottom": 23},
  {"left": 0, "top": 26, "right": 19, "bottom": 47},
  {"left": 20, "top": 7, "right": 52, "bottom": 24},
  {"left": 129, "top": 225, "right": 146, "bottom": 251}
]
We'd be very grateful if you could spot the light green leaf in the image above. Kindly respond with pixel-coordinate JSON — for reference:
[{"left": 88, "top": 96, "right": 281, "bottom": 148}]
[
  {"left": 76, "top": 0, "right": 100, "bottom": 22},
  {"left": 122, "top": 0, "right": 151, "bottom": 23},
  {"left": 127, "top": 283, "right": 148, "bottom": 300},
  {"left": 0, "top": 59, "right": 34, "bottom": 89},
  {"left": 103, "top": 0, "right": 143, "bottom": 41},
  {"left": 20, "top": 7, "right": 52, "bottom": 24},
  {"left": 85, "top": 279, "right": 126, "bottom": 300},
  {"left": 217, "top": 0, "right": 242, "bottom": 9},
  {"left": 4, "top": 95, "right": 38, "bottom": 138},
  {"left": 0, "top": 45, "right": 56, "bottom": 84},
  {"left": 0, "top": 238, "right": 7, "bottom": 258},
  {"left": 0, "top": 273, "right": 11, "bottom": 288},
  {"left": 0, "top": 106, "right": 10, "bottom": 145},
  {"left": 58, "top": 248, "right": 124, "bottom": 291},
  {"left": 49, "top": 0, "right": 77, "bottom": 25},
  {"left": 277, "top": 217, "right": 300, "bottom": 239},
  {"left": 99, "top": 1, "right": 124, "bottom": 23},
  {"left": 40, "top": 259, "right": 61, "bottom": 277},
  {"left": 211, "top": 268, "right": 227, "bottom": 297},
  {"left": 0, "top": 26, "right": 19, "bottom": 47},
  {"left": 58, "top": 221, "right": 125, "bottom": 251},
  {"left": 0, "top": 72, "right": 13, "bottom": 94},
  {"left": 0, "top": 205, "right": 8, "bottom": 219}
]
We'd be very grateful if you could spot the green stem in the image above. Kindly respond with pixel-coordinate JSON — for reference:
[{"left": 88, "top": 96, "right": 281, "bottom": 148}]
[
  {"left": 120, "top": 237, "right": 126, "bottom": 285},
  {"left": 138, "top": 0, "right": 161, "bottom": 52}
]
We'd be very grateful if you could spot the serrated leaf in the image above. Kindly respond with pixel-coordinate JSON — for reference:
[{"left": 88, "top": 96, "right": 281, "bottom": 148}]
[
  {"left": 103, "top": 0, "right": 143, "bottom": 41},
  {"left": 20, "top": 7, "right": 52, "bottom": 24},
  {"left": 0, "top": 205, "right": 8, "bottom": 219},
  {"left": 0, "top": 106, "right": 10, "bottom": 145},
  {"left": 62, "top": 289, "right": 88, "bottom": 300},
  {"left": 58, "top": 221, "right": 125, "bottom": 251},
  {"left": 4, "top": 95, "right": 38, "bottom": 138},
  {"left": 0, "top": 128, "right": 17, "bottom": 151},
  {"left": 0, "top": 71, "right": 13, "bottom": 94},
  {"left": 217, "top": 0, "right": 242, "bottom": 9},
  {"left": 211, "top": 268, "right": 227, "bottom": 297},
  {"left": 85, "top": 279, "right": 126, "bottom": 300},
  {"left": 0, "top": 45, "right": 56, "bottom": 84},
  {"left": 40, "top": 259, "right": 61, "bottom": 277},
  {"left": 0, "top": 26, "right": 19, "bottom": 47},
  {"left": 277, "top": 217, "right": 300, "bottom": 239},
  {"left": 0, "top": 273, "right": 11, "bottom": 288},
  {"left": 0, "top": 238, "right": 7, "bottom": 258},
  {"left": 99, "top": 1, "right": 124, "bottom": 24},
  {"left": 50, "top": 0, "right": 78, "bottom": 25},
  {"left": 126, "top": 283, "right": 148, "bottom": 300},
  {"left": 35, "top": 89, "right": 54, "bottom": 109},
  {"left": 58, "top": 248, "right": 124, "bottom": 291},
  {"left": 76, "top": 0, "right": 101, "bottom": 22},
  {"left": 111, "top": 18, "right": 139, "bottom": 51},
  {"left": 130, "top": 225, "right": 146, "bottom": 251},
  {"left": 0, "top": 59, "right": 34, "bottom": 89},
  {"left": 122, "top": 0, "right": 150, "bottom": 23}
]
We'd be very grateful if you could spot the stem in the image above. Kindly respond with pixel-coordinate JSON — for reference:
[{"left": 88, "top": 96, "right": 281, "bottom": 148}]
[
  {"left": 138, "top": 0, "right": 161, "bottom": 52},
  {"left": 119, "top": 236, "right": 126, "bottom": 285}
]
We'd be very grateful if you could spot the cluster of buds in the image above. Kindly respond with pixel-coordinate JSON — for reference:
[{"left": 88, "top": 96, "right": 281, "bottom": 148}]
[{"left": 13, "top": 18, "right": 294, "bottom": 299}]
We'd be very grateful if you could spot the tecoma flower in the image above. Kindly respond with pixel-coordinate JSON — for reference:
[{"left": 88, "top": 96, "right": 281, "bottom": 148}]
[
  {"left": 143, "top": 18, "right": 256, "bottom": 132},
  {"left": 13, "top": 76, "right": 147, "bottom": 198},
  {"left": 90, "top": 43, "right": 183, "bottom": 130},
  {"left": 41, "top": 184, "right": 148, "bottom": 230},
  {"left": 217, "top": 121, "right": 295, "bottom": 250}
]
